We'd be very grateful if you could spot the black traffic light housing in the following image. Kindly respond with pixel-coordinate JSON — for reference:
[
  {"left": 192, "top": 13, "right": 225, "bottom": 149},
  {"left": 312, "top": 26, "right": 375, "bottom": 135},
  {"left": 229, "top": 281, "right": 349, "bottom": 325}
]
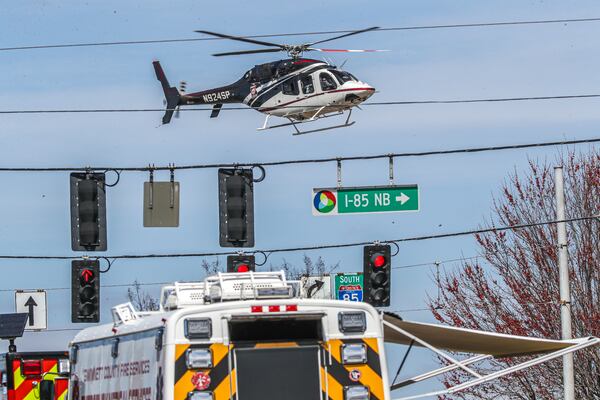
[
  {"left": 218, "top": 168, "right": 254, "bottom": 247},
  {"left": 71, "top": 259, "right": 100, "bottom": 323},
  {"left": 227, "top": 255, "right": 256, "bottom": 273},
  {"left": 70, "top": 172, "right": 107, "bottom": 251},
  {"left": 363, "top": 245, "right": 391, "bottom": 307}
]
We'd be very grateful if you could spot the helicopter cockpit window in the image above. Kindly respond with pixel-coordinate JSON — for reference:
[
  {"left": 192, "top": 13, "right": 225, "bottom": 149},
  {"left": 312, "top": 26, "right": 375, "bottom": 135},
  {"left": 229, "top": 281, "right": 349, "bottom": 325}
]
[
  {"left": 319, "top": 73, "right": 337, "bottom": 91},
  {"left": 330, "top": 70, "right": 357, "bottom": 84},
  {"left": 300, "top": 75, "right": 314, "bottom": 94},
  {"left": 282, "top": 79, "right": 299, "bottom": 96}
]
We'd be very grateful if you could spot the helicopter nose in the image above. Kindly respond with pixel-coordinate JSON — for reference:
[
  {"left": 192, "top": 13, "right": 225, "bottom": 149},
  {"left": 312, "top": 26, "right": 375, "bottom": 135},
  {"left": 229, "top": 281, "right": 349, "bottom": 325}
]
[
  {"left": 345, "top": 85, "right": 375, "bottom": 104},
  {"left": 360, "top": 86, "right": 375, "bottom": 100}
]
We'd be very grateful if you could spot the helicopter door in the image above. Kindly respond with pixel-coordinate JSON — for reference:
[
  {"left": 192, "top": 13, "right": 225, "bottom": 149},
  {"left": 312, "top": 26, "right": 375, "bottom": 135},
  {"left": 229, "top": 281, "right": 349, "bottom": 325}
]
[
  {"left": 281, "top": 79, "right": 299, "bottom": 98},
  {"left": 300, "top": 75, "right": 315, "bottom": 95}
]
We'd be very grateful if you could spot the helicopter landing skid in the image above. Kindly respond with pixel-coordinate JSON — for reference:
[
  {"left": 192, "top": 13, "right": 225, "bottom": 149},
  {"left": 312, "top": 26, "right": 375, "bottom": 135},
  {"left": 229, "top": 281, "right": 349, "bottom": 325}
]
[{"left": 257, "top": 109, "right": 355, "bottom": 135}]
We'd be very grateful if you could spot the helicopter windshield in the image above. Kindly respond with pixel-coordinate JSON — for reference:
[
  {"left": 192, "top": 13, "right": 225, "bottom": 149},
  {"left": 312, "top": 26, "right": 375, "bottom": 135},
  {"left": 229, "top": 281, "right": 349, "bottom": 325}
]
[{"left": 329, "top": 69, "right": 357, "bottom": 84}]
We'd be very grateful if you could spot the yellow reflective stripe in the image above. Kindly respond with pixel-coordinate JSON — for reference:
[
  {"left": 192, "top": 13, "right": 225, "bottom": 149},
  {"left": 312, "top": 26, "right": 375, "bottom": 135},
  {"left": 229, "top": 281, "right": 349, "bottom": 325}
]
[
  {"left": 213, "top": 369, "right": 235, "bottom": 400},
  {"left": 210, "top": 344, "right": 229, "bottom": 366},
  {"left": 230, "top": 368, "right": 237, "bottom": 397},
  {"left": 253, "top": 342, "right": 299, "bottom": 349},
  {"left": 346, "top": 364, "right": 384, "bottom": 400},
  {"left": 328, "top": 339, "right": 344, "bottom": 356},
  {"left": 325, "top": 367, "right": 344, "bottom": 400},
  {"left": 174, "top": 370, "right": 196, "bottom": 400},
  {"left": 55, "top": 381, "right": 69, "bottom": 400},
  {"left": 23, "top": 389, "right": 38, "bottom": 400},
  {"left": 327, "top": 339, "right": 384, "bottom": 400},
  {"left": 363, "top": 338, "right": 379, "bottom": 354},
  {"left": 175, "top": 344, "right": 190, "bottom": 361},
  {"left": 13, "top": 366, "right": 24, "bottom": 390},
  {"left": 43, "top": 365, "right": 58, "bottom": 380},
  {"left": 320, "top": 366, "right": 329, "bottom": 398}
]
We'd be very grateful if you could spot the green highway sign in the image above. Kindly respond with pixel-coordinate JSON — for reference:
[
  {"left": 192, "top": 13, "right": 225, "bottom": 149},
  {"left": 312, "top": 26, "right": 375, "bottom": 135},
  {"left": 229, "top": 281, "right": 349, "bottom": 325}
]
[
  {"left": 333, "top": 273, "right": 364, "bottom": 302},
  {"left": 312, "top": 185, "right": 419, "bottom": 216}
]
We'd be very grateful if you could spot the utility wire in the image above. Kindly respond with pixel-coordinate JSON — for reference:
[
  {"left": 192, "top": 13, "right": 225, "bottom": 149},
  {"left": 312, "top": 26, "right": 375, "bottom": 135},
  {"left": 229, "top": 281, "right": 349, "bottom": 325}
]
[
  {"left": 0, "top": 136, "right": 598, "bottom": 172},
  {"left": 2, "top": 17, "right": 600, "bottom": 52},
  {"left": 2, "top": 94, "right": 600, "bottom": 116},
  {"left": 0, "top": 281, "right": 170, "bottom": 292},
  {"left": 0, "top": 255, "right": 479, "bottom": 293},
  {"left": 392, "top": 256, "right": 480, "bottom": 270},
  {"left": 0, "top": 215, "right": 596, "bottom": 261}
]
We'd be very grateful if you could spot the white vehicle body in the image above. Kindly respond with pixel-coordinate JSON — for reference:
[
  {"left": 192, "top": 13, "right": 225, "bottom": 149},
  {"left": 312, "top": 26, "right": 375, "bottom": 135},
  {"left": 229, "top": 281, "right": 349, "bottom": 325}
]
[
  {"left": 68, "top": 272, "right": 389, "bottom": 400},
  {"left": 67, "top": 271, "right": 600, "bottom": 400}
]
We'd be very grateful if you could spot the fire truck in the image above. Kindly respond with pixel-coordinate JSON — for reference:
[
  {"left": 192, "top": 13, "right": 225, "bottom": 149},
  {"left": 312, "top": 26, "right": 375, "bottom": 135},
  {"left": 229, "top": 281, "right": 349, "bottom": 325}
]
[
  {"left": 0, "top": 351, "right": 69, "bottom": 400},
  {"left": 67, "top": 270, "right": 600, "bottom": 400}
]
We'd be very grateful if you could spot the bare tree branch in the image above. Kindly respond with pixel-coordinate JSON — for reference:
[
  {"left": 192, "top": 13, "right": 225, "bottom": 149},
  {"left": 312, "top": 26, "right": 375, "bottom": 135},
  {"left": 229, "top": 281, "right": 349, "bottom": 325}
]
[{"left": 429, "top": 150, "right": 600, "bottom": 399}]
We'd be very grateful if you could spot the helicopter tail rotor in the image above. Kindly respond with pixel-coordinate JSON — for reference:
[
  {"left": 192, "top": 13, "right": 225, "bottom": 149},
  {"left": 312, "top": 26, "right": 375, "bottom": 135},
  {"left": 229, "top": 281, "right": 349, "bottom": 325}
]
[{"left": 153, "top": 61, "right": 181, "bottom": 124}]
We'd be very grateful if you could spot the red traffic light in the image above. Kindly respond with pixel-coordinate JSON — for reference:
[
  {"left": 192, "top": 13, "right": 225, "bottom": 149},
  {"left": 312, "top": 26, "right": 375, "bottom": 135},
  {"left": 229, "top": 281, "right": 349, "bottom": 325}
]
[
  {"left": 80, "top": 269, "right": 94, "bottom": 283},
  {"left": 236, "top": 264, "right": 250, "bottom": 273},
  {"left": 72, "top": 259, "right": 100, "bottom": 323},
  {"left": 372, "top": 254, "right": 386, "bottom": 268},
  {"left": 227, "top": 255, "right": 256, "bottom": 273},
  {"left": 364, "top": 245, "right": 392, "bottom": 307}
]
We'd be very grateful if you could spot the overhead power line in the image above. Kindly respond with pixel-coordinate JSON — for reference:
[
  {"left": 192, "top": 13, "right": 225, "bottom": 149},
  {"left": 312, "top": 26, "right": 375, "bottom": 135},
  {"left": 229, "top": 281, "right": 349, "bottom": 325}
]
[
  {"left": 2, "top": 94, "right": 600, "bottom": 116},
  {"left": 2, "top": 17, "right": 600, "bottom": 52},
  {"left": 0, "top": 255, "right": 480, "bottom": 293},
  {"left": 0, "top": 281, "right": 169, "bottom": 293},
  {"left": 0, "top": 215, "right": 596, "bottom": 261},
  {"left": 0, "top": 136, "right": 598, "bottom": 172}
]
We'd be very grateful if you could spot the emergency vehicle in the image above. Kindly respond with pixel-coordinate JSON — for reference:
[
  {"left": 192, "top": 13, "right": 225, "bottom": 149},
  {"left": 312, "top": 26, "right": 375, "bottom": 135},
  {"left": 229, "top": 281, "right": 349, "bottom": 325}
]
[
  {"left": 68, "top": 271, "right": 389, "bottom": 400},
  {"left": 67, "top": 271, "right": 600, "bottom": 400},
  {"left": 0, "top": 351, "right": 69, "bottom": 400}
]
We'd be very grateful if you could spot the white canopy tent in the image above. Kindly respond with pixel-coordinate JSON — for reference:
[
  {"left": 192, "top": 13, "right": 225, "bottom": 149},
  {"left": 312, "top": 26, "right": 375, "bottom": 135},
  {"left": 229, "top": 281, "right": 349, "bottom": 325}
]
[{"left": 383, "top": 313, "right": 600, "bottom": 399}]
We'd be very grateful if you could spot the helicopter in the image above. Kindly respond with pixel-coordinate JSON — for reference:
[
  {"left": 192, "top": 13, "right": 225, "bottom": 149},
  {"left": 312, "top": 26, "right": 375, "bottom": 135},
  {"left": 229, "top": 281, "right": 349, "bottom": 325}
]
[{"left": 153, "top": 27, "right": 386, "bottom": 135}]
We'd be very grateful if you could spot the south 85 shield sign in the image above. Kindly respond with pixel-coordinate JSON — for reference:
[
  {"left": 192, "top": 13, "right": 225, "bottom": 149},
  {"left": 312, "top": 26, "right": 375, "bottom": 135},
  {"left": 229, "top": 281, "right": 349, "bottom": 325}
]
[{"left": 334, "top": 273, "right": 363, "bottom": 302}]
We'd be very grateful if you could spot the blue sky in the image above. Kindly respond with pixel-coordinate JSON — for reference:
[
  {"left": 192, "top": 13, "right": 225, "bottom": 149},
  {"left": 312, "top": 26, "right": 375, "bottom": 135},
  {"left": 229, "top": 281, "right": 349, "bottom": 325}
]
[{"left": 1, "top": 0, "right": 600, "bottom": 396}]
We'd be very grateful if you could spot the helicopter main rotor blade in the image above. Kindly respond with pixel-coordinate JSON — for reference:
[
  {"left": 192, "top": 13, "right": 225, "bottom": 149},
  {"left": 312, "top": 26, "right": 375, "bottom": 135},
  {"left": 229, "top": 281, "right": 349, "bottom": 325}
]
[
  {"left": 308, "top": 48, "right": 389, "bottom": 53},
  {"left": 195, "top": 30, "right": 285, "bottom": 49},
  {"left": 212, "top": 48, "right": 283, "bottom": 57},
  {"left": 308, "top": 26, "right": 380, "bottom": 47}
]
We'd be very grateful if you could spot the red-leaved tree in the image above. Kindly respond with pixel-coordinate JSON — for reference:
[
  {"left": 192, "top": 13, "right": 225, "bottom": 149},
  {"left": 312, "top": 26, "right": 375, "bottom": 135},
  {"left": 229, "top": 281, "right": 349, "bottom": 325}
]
[{"left": 429, "top": 150, "right": 600, "bottom": 399}]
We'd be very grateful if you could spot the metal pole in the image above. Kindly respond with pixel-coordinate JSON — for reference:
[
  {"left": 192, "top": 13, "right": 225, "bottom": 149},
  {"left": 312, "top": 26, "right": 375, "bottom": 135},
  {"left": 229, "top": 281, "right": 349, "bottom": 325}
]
[{"left": 555, "top": 166, "right": 575, "bottom": 400}]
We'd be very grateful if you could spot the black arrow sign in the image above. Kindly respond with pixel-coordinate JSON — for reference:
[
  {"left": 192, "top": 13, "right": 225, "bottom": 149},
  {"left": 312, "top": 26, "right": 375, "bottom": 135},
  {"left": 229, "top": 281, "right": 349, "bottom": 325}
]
[
  {"left": 24, "top": 296, "right": 37, "bottom": 326},
  {"left": 306, "top": 280, "right": 324, "bottom": 298}
]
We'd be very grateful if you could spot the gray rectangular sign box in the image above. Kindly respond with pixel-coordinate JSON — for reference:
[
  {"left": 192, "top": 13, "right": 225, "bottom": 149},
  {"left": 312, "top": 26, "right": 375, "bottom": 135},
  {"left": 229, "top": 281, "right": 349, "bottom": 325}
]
[
  {"left": 0, "top": 313, "right": 28, "bottom": 339},
  {"left": 144, "top": 181, "right": 180, "bottom": 227}
]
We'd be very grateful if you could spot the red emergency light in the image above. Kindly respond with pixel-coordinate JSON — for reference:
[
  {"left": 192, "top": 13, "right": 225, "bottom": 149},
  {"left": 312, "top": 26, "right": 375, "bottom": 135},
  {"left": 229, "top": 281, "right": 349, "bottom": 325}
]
[
  {"left": 21, "top": 360, "right": 42, "bottom": 376},
  {"left": 250, "top": 304, "right": 298, "bottom": 313}
]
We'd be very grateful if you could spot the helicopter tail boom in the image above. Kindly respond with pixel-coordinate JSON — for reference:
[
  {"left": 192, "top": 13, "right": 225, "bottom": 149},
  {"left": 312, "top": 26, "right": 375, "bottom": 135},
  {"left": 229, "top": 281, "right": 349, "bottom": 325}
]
[{"left": 153, "top": 61, "right": 181, "bottom": 124}]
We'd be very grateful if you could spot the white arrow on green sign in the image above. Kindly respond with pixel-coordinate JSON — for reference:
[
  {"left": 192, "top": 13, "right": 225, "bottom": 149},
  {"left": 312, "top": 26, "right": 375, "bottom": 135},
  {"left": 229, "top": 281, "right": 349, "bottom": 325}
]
[{"left": 312, "top": 185, "right": 419, "bottom": 216}]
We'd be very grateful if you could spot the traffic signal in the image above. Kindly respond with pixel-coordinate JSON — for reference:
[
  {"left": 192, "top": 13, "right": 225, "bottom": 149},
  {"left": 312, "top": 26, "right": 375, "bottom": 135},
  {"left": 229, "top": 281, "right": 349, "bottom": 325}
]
[
  {"left": 363, "top": 245, "right": 391, "bottom": 307},
  {"left": 70, "top": 172, "right": 107, "bottom": 251},
  {"left": 71, "top": 259, "right": 100, "bottom": 323},
  {"left": 227, "top": 255, "right": 256, "bottom": 273},
  {"left": 218, "top": 168, "right": 254, "bottom": 247}
]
